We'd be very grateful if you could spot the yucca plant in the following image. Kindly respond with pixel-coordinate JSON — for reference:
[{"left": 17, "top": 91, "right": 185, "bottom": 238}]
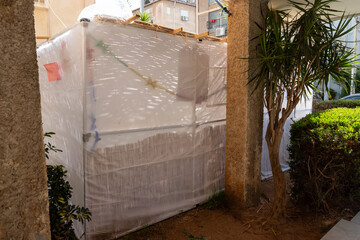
[
  {"left": 137, "top": 10, "right": 152, "bottom": 22},
  {"left": 251, "top": 0, "right": 358, "bottom": 219}
]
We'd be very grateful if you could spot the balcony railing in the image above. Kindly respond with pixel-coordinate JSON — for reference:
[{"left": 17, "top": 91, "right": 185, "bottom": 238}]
[
  {"left": 207, "top": 21, "right": 228, "bottom": 36},
  {"left": 168, "top": 0, "right": 196, "bottom": 6}
]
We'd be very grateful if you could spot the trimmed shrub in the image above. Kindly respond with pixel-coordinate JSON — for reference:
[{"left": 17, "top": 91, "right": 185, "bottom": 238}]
[
  {"left": 313, "top": 99, "right": 360, "bottom": 112},
  {"left": 289, "top": 108, "right": 360, "bottom": 210}
]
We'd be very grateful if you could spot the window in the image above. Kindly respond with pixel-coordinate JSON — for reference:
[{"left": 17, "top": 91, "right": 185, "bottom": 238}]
[
  {"left": 180, "top": 10, "right": 188, "bottom": 17},
  {"left": 166, "top": 7, "right": 171, "bottom": 15},
  {"left": 180, "top": 10, "right": 189, "bottom": 21},
  {"left": 208, "top": 10, "right": 228, "bottom": 35}
]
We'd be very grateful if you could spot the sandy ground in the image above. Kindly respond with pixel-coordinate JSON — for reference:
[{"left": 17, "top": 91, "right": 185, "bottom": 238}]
[{"left": 118, "top": 174, "right": 358, "bottom": 240}]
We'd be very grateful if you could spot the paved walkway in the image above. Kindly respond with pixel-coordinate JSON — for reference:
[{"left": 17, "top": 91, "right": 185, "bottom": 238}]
[{"left": 321, "top": 212, "right": 360, "bottom": 240}]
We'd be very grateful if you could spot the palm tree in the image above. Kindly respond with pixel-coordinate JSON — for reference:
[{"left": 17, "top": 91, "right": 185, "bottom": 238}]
[{"left": 252, "top": 0, "right": 358, "bottom": 219}]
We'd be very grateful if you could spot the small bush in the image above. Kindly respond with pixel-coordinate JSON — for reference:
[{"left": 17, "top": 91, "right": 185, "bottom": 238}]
[
  {"left": 289, "top": 108, "right": 360, "bottom": 211},
  {"left": 48, "top": 165, "right": 91, "bottom": 239},
  {"left": 313, "top": 99, "right": 360, "bottom": 112},
  {"left": 45, "top": 133, "right": 91, "bottom": 239}
]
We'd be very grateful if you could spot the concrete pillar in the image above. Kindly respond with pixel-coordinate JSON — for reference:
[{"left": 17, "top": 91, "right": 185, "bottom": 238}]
[
  {"left": 225, "top": 0, "right": 266, "bottom": 208},
  {"left": 0, "top": 1, "right": 51, "bottom": 239}
]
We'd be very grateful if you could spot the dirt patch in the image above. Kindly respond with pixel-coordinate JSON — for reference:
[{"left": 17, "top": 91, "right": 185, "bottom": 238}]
[{"left": 118, "top": 174, "right": 358, "bottom": 240}]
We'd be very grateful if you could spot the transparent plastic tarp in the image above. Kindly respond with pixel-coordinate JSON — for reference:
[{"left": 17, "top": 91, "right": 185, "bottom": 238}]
[{"left": 38, "top": 21, "right": 227, "bottom": 239}]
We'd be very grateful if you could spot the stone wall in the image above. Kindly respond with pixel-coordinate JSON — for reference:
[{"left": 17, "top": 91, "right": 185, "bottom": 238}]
[{"left": 225, "top": 0, "right": 266, "bottom": 208}]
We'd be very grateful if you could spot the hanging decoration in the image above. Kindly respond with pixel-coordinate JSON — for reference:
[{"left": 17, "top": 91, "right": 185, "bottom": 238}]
[{"left": 44, "top": 62, "right": 61, "bottom": 82}]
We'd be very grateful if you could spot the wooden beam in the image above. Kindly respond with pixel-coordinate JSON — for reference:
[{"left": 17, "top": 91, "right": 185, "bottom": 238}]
[
  {"left": 220, "top": 37, "right": 227, "bottom": 42},
  {"left": 126, "top": 14, "right": 139, "bottom": 22},
  {"left": 194, "top": 31, "right": 209, "bottom": 39},
  {"left": 172, "top": 27, "right": 183, "bottom": 34},
  {"left": 134, "top": 20, "right": 153, "bottom": 26},
  {"left": 36, "top": 36, "right": 50, "bottom": 39},
  {"left": 198, "top": 7, "right": 221, "bottom": 16}
]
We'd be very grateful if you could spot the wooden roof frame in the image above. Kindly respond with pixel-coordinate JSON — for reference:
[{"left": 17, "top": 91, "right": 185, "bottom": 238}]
[{"left": 93, "top": 15, "right": 227, "bottom": 43}]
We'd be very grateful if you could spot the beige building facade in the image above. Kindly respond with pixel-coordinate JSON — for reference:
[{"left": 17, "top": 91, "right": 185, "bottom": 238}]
[
  {"left": 34, "top": 0, "right": 94, "bottom": 44},
  {"left": 133, "top": 0, "right": 197, "bottom": 33},
  {"left": 133, "top": 0, "right": 227, "bottom": 37}
]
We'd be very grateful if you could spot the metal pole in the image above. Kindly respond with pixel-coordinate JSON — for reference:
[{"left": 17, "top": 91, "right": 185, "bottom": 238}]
[
  {"left": 140, "top": 0, "right": 144, "bottom": 13},
  {"left": 195, "top": 0, "right": 199, "bottom": 34},
  {"left": 351, "top": 16, "right": 358, "bottom": 95}
]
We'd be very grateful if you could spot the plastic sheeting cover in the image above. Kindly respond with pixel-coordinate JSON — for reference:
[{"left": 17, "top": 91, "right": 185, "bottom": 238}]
[
  {"left": 37, "top": 19, "right": 310, "bottom": 239},
  {"left": 38, "top": 21, "right": 227, "bottom": 239},
  {"left": 38, "top": 24, "right": 86, "bottom": 236}
]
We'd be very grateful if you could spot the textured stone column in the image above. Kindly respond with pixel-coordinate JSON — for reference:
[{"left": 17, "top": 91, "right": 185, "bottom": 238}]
[
  {"left": 0, "top": 1, "right": 51, "bottom": 239},
  {"left": 225, "top": 0, "right": 266, "bottom": 208}
]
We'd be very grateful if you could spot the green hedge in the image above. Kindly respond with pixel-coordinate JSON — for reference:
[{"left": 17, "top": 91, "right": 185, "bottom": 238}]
[
  {"left": 289, "top": 108, "right": 360, "bottom": 210},
  {"left": 313, "top": 99, "right": 360, "bottom": 112}
]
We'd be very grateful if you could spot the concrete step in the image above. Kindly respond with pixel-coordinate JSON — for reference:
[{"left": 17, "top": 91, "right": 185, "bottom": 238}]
[
  {"left": 352, "top": 211, "right": 360, "bottom": 225},
  {"left": 321, "top": 219, "right": 360, "bottom": 240}
]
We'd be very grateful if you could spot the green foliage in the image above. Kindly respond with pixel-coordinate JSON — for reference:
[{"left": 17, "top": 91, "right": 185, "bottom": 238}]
[
  {"left": 340, "top": 70, "right": 360, "bottom": 98},
  {"left": 44, "top": 132, "right": 63, "bottom": 159},
  {"left": 45, "top": 133, "right": 91, "bottom": 239},
  {"left": 329, "top": 88, "right": 337, "bottom": 100},
  {"left": 206, "top": 191, "right": 227, "bottom": 209},
  {"left": 313, "top": 99, "right": 360, "bottom": 112},
  {"left": 183, "top": 230, "right": 208, "bottom": 240},
  {"left": 47, "top": 165, "right": 91, "bottom": 239},
  {"left": 252, "top": 0, "right": 358, "bottom": 104},
  {"left": 250, "top": 0, "right": 359, "bottom": 216},
  {"left": 288, "top": 108, "right": 360, "bottom": 211},
  {"left": 137, "top": 10, "right": 152, "bottom": 22}
]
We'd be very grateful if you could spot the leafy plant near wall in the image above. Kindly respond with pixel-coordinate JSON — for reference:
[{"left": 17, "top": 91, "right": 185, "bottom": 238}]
[
  {"left": 45, "top": 132, "right": 91, "bottom": 240},
  {"left": 137, "top": 10, "right": 152, "bottom": 22},
  {"left": 250, "top": 0, "right": 358, "bottom": 219},
  {"left": 44, "top": 132, "right": 62, "bottom": 159}
]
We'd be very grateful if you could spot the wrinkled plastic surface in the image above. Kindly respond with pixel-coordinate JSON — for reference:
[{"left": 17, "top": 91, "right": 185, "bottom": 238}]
[
  {"left": 38, "top": 21, "right": 227, "bottom": 239},
  {"left": 38, "top": 24, "right": 86, "bottom": 236}
]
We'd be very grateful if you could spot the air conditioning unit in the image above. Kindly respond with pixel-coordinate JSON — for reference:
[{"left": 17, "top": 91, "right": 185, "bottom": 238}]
[
  {"left": 181, "top": 16, "right": 189, "bottom": 21},
  {"left": 215, "top": 27, "right": 226, "bottom": 37}
]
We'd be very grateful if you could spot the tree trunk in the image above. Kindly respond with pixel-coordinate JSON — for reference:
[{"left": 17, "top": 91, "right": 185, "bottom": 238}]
[
  {"left": 266, "top": 127, "right": 287, "bottom": 219},
  {"left": 0, "top": 0, "right": 50, "bottom": 239}
]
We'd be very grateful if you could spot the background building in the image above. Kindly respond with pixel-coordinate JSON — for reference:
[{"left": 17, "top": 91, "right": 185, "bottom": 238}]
[
  {"left": 133, "top": 0, "right": 197, "bottom": 33},
  {"left": 34, "top": 0, "right": 95, "bottom": 45},
  {"left": 198, "top": 0, "right": 228, "bottom": 37},
  {"left": 132, "top": 0, "right": 228, "bottom": 37}
]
